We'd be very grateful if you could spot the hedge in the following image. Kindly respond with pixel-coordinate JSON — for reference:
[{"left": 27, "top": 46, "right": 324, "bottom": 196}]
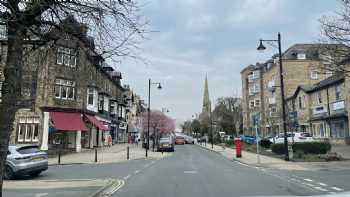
[
  {"left": 271, "top": 142, "right": 331, "bottom": 155},
  {"left": 259, "top": 139, "right": 272, "bottom": 148}
]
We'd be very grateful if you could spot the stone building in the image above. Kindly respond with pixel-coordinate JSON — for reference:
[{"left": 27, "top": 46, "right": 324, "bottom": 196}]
[
  {"left": 241, "top": 44, "right": 339, "bottom": 137},
  {"left": 0, "top": 17, "right": 139, "bottom": 152},
  {"left": 286, "top": 74, "right": 349, "bottom": 143}
]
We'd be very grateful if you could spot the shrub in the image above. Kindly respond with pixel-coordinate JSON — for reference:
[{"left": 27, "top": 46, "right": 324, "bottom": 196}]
[
  {"left": 293, "top": 142, "right": 331, "bottom": 154},
  {"left": 271, "top": 143, "right": 285, "bottom": 155},
  {"left": 259, "top": 139, "right": 272, "bottom": 148},
  {"left": 294, "top": 150, "right": 304, "bottom": 159},
  {"left": 271, "top": 142, "right": 331, "bottom": 155}
]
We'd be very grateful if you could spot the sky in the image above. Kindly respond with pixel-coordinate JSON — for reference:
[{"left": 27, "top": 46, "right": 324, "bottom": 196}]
[{"left": 116, "top": 0, "right": 340, "bottom": 126}]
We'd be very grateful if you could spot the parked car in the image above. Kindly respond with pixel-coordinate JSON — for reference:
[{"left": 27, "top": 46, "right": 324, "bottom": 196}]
[
  {"left": 269, "top": 132, "right": 315, "bottom": 144},
  {"left": 240, "top": 135, "right": 256, "bottom": 144},
  {"left": 5, "top": 144, "right": 48, "bottom": 179},
  {"left": 157, "top": 137, "right": 175, "bottom": 152},
  {"left": 184, "top": 135, "right": 194, "bottom": 144},
  {"left": 175, "top": 136, "right": 185, "bottom": 145}
]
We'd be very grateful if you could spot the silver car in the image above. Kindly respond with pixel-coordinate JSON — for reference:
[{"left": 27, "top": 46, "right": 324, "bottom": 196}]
[{"left": 5, "top": 144, "right": 48, "bottom": 179}]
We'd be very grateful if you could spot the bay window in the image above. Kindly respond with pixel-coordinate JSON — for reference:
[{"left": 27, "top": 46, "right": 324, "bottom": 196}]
[
  {"left": 17, "top": 117, "right": 40, "bottom": 143},
  {"left": 55, "top": 79, "right": 76, "bottom": 100}
]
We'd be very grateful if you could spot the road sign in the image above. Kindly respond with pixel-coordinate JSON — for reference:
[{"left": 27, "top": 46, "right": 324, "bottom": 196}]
[{"left": 252, "top": 113, "right": 260, "bottom": 126}]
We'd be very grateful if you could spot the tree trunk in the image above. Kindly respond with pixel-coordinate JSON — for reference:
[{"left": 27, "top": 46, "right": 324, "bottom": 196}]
[{"left": 0, "top": 22, "right": 24, "bottom": 196}]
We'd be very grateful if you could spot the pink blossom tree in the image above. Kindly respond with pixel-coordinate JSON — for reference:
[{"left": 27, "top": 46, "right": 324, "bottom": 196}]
[{"left": 138, "top": 110, "right": 175, "bottom": 148}]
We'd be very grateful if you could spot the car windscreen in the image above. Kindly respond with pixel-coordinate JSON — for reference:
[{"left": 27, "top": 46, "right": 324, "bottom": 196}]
[{"left": 16, "top": 146, "right": 41, "bottom": 154}]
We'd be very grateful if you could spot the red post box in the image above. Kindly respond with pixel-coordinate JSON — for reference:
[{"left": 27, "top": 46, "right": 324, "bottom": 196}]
[{"left": 234, "top": 137, "right": 242, "bottom": 158}]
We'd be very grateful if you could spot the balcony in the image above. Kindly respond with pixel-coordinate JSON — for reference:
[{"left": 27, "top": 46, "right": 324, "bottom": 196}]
[
  {"left": 248, "top": 72, "right": 259, "bottom": 82},
  {"left": 330, "top": 100, "right": 346, "bottom": 115},
  {"left": 267, "top": 80, "right": 276, "bottom": 91},
  {"left": 312, "top": 105, "right": 328, "bottom": 117},
  {"left": 269, "top": 97, "right": 276, "bottom": 105}
]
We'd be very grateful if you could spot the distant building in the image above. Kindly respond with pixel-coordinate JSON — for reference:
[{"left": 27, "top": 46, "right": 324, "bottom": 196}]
[{"left": 241, "top": 43, "right": 345, "bottom": 140}]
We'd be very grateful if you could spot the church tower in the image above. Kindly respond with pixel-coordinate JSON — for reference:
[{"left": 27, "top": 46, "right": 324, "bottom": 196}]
[{"left": 201, "top": 74, "right": 211, "bottom": 116}]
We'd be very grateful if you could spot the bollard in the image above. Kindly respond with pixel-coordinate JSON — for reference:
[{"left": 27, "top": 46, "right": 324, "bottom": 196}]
[
  {"left": 58, "top": 149, "right": 61, "bottom": 165},
  {"left": 95, "top": 148, "right": 98, "bottom": 162},
  {"left": 127, "top": 146, "right": 130, "bottom": 160}
]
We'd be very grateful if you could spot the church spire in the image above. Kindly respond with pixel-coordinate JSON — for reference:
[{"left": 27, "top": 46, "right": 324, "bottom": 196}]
[{"left": 202, "top": 74, "right": 211, "bottom": 114}]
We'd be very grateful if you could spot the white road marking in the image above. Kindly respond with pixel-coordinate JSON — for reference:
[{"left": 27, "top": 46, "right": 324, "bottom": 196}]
[
  {"left": 104, "top": 180, "right": 125, "bottom": 195},
  {"left": 134, "top": 170, "right": 140, "bottom": 174},
  {"left": 318, "top": 183, "right": 328, "bottom": 186},
  {"left": 303, "top": 178, "right": 313, "bottom": 182},
  {"left": 184, "top": 170, "right": 197, "bottom": 174},
  {"left": 35, "top": 193, "right": 48, "bottom": 197},
  {"left": 331, "top": 186, "right": 344, "bottom": 191},
  {"left": 314, "top": 187, "right": 328, "bottom": 192}
]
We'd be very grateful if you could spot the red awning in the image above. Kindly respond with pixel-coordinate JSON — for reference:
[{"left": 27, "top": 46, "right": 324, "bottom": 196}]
[
  {"left": 86, "top": 115, "right": 110, "bottom": 131},
  {"left": 50, "top": 112, "right": 87, "bottom": 131}
]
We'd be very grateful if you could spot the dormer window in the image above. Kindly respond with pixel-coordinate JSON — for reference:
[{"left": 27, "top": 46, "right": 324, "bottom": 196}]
[
  {"left": 56, "top": 47, "right": 77, "bottom": 68},
  {"left": 297, "top": 53, "right": 306, "bottom": 60}
]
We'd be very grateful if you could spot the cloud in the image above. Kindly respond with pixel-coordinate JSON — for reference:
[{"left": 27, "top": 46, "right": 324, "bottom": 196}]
[{"left": 119, "top": 0, "right": 340, "bottom": 125}]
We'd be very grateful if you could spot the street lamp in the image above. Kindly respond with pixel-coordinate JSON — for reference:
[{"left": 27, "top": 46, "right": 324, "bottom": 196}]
[
  {"left": 256, "top": 32, "right": 289, "bottom": 161},
  {"left": 146, "top": 79, "right": 162, "bottom": 158}
]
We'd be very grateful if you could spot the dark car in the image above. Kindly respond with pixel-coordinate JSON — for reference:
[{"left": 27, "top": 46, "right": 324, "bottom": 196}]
[
  {"left": 157, "top": 137, "right": 175, "bottom": 152},
  {"left": 5, "top": 144, "right": 48, "bottom": 179}
]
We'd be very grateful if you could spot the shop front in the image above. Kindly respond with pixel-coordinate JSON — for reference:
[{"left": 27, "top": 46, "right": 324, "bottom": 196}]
[{"left": 47, "top": 111, "right": 87, "bottom": 153}]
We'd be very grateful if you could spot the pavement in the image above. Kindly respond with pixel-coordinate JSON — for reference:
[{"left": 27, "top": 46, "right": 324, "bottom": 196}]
[
  {"left": 199, "top": 143, "right": 350, "bottom": 171},
  {"left": 48, "top": 143, "right": 171, "bottom": 165}
]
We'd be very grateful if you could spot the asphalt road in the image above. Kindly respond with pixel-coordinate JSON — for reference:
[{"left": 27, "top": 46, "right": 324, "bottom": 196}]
[
  {"left": 114, "top": 145, "right": 346, "bottom": 197},
  {"left": 3, "top": 158, "right": 157, "bottom": 197},
  {"left": 4, "top": 144, "right": 350, "bottom": 197}
]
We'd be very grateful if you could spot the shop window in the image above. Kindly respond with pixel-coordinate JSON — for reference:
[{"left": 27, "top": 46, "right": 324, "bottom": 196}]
[
  {"left": 331, "top": 121, "right": 345, "bottom": 138},
  {"left": 56, "top": 47, "right": 77, "bottom": 68}
]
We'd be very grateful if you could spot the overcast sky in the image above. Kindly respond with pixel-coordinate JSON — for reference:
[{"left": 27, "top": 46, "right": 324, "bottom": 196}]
[{"left": 117, "top": 0, "right": 340, "bottom": 126}]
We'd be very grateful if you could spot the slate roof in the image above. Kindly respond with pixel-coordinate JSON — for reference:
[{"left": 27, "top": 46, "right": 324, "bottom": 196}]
[{"left": 286, "top": 74, "right": 344, "bottom": 100}]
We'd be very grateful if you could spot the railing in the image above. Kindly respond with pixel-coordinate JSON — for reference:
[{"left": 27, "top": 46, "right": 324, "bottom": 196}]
[
  {"left": 330, "top": 100, "right": 346, "bottom": 115},
  {"left": 312, "top": 105, "right": 328, "bottom": 116}
]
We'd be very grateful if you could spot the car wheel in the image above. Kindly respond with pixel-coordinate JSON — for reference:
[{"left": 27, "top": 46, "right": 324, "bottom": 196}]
[
  {"left": 4, "top": 165, "right": 15, "bottom": 180},
  {"left": 30, "top": 171, "right": 42, "bottom": 177}
]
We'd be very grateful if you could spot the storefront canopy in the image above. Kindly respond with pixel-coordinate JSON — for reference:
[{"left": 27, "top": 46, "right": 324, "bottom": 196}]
[
  {"left": 50, "top": 112, "right": 87, "bottom": 131},
  {"left": 86, "top": 115, "right": 110, "bottom": 131}
]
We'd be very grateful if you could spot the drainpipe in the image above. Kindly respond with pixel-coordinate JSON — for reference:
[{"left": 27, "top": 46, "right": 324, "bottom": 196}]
[{"left": 326, "top": 87, "right": 331, "bottom": 138}]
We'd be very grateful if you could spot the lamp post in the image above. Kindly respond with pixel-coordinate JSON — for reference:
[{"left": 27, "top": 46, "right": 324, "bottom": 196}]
[
  {"left": 146, "top": 79, "right": 162, "bottom": 158},
  {"left": 257, "top": 32, "right": 289, "bottom": 161}
]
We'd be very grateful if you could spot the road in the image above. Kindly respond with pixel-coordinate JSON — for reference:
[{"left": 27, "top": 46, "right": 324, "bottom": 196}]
[
  {"left": 114, "top": 145, "right": 349, "bottom": 197},
  {"left": 4, "top": 144, "right": 350, "bottom": 197}
]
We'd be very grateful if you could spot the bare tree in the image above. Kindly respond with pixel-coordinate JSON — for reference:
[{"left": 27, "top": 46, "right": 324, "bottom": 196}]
[
  {"left": 319, "top": 0, "right": 350, "bottom": 75},
  {"left": 0, "top": 1, "right": 146, "bottom": 195},
  {"left": 212, "top": 97, "right": 242, "bottom": 136}
]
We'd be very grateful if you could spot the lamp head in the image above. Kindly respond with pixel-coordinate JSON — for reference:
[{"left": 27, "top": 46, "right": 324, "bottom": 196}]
[{"left": 257, "top": 40, "right": 266, "bottom": 52}]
